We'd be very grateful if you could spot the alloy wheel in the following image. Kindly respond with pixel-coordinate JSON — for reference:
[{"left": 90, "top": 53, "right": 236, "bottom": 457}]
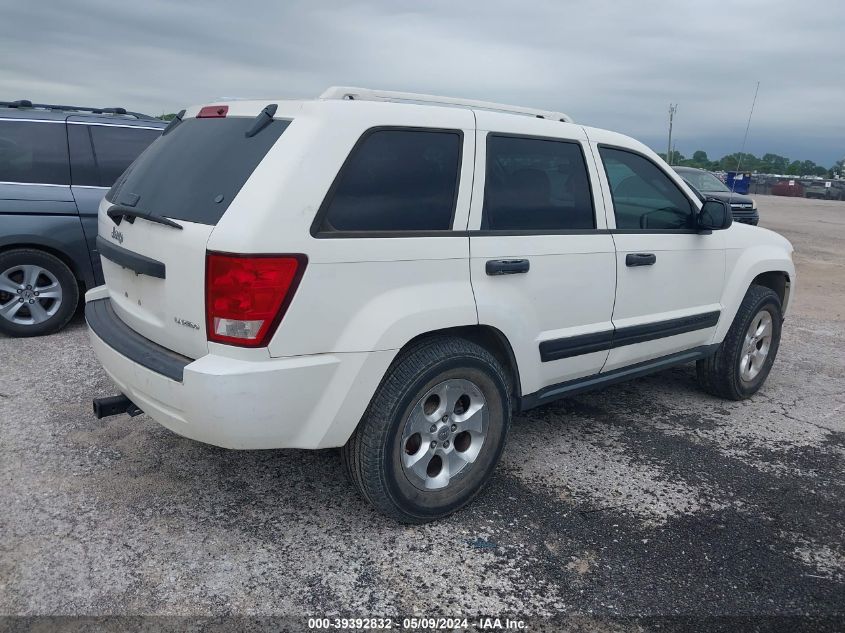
[
  {"left": 739, "top": 309, "right": 773, "bottom": 382},
  {"left": 400, "top": 378, "right": 489, "bottom": 491},
  {"left": 0, "top": 265, "right": 63, "bottom": 325}
]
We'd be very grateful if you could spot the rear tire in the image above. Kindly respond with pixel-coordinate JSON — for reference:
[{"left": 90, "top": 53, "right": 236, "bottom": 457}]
[
  {"left": 342, "top": 336, "right": 511, "bottom": 523},
  {"left": 0, "top": 249, "right": 79, "bottom": 337},
  {"left": 697, "top": 285, "right": 782, "bottom": 400}
]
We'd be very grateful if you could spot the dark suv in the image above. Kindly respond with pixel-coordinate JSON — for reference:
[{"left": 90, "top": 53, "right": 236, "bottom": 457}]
[
  {"left": 673, "top": 166, "right": 759, "bottom": 226},
  {"left": 0, "top": 100, "right": 164, "bottom": 336}
]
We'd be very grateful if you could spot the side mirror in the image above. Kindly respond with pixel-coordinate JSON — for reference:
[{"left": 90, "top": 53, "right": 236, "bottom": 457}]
[{"left": 698, "top": 199, "right": 732, "bottom": 232}]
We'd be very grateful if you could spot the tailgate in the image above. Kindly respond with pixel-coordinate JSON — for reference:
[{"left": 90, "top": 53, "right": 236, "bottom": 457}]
[
  {"left": 95, "top": 109, "right": 291, "bottom": 359},
  {"left": 98, "top": 203, "right": 213, "bottom": 359}
]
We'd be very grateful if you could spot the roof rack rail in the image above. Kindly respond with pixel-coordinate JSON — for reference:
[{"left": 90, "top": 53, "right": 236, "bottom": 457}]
[
  {"left": 0, "top": 100, "right": 156, "bottom": 120},
  {"left": 319, "top": 86, "right": 574, "bottom": 123}
]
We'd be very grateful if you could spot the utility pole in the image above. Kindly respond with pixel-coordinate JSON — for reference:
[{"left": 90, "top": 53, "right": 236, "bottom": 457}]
[{"left": 667, "top": 103, "right": 678, "bottom": 165}]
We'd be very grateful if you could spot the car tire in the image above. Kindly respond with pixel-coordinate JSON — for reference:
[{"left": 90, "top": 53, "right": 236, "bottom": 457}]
[
  {"left": 342, "top": 336, "right": 511, "bottom": 523},
  {"left": 0, "top": 248, "right": 79, "bottom": 337},
  {"left": 696, "top": 285, "right": 782, "bottom": 400}
]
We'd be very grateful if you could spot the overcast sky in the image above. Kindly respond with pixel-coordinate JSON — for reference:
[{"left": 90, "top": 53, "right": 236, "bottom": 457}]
[{"left": 2, "top": 0, "right": 843, "bottom": 166}]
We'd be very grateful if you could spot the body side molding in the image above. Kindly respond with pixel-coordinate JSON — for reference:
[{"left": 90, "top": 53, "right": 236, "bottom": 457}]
[{"left": 539, "top": 310, "right": 721, "bottom": 363}]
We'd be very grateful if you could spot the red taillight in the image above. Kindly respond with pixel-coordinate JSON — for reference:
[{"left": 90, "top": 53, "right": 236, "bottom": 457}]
[
  {"left": 205, "top": 252, "right": 306, "bottom": 347},
  {"left": 197, "top": 105, "right": 229, "bottom": 118}
]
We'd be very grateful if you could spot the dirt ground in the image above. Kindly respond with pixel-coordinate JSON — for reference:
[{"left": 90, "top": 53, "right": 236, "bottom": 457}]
[
  {"left": 1, "top": 195, "right": 843, "bottom": 632},
  {"left": 759, "top": 194, "right": 845, "bottom": 321}
]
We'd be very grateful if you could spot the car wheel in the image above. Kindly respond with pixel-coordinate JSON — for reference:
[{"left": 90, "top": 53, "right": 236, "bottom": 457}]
[
  {"left": 342, "top": 336, "right": 511, "bottom": 523},
  {"left": 0, "top": 249, "right": 79, "bottom": 337},
  {"left": 696, "top": 285, "right": 782, "bottom": 400}
]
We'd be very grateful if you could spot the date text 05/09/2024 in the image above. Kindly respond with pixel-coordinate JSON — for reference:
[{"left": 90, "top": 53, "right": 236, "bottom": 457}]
[{"left": 307, "top": 616, "right": 527, "bottom": 630}]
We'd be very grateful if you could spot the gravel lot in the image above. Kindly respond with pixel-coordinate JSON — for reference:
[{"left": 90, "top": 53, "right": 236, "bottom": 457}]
[{"left": 1, "top": 195, "right": 843, "bottom": 630}]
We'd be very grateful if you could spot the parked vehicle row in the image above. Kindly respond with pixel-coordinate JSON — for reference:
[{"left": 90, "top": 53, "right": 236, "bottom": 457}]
[
  {"left": 81, "top": 87, "right": 795, "bottom": 522},
  {"left": 739, "top": 173, "right": 845, "bottom": 200},
  {"left": 803, "top": 179, "right": 845, "bottom": 200},
  {"left": 0, "top": 100, "right": 164, "bottom": 336}
]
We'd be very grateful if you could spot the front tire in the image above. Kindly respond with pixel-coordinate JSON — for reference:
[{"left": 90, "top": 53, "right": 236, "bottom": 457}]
[
  {"left": 0, "top": 249, "right": 79, "bottom": 337},
  {"left": 342, "top": 336, "right": 511, "bottom": 523},
  {"left": 697, "top": 285, "right": 783, "bottom": 400}
]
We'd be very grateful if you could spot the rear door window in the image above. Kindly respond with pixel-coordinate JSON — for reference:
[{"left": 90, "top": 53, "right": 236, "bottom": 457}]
[
  {"left": 107, "top": 117, "right": 289, "bottom": 225},
  {"left": 316, "top": 128, "right": 462, "bottom": 233},
  {"left": 483, "top": 135, "right": 595, "bottom": 230},
  {"left": 0, "top": 120, "right": 69, "bottom": 185}
]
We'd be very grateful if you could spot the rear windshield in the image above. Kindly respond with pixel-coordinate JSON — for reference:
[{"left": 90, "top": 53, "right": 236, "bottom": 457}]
[{"left": 106, "top": 116, "right": 289, "bottom": 225}]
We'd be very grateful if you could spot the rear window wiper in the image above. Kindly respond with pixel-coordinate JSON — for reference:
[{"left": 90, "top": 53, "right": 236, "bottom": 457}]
[
  {"left": 107, "top": 205, "right": 183, "bottom": 230},
  {"left": 161, "top": 109, "right": 185, "bottom": 136},
  {"left": 245, "top": 104, "right": 278, "bottom": 138}
]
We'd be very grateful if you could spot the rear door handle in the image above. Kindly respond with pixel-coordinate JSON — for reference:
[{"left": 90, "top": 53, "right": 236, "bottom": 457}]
[
  {"left": 486, "top": 259, "right": 530, "bottom": 275},
  {"left": 625, "top": 253, "right": 657, "bottom": 267}
]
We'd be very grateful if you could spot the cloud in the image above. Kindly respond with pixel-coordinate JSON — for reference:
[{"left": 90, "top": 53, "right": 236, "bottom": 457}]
[{"left": 2, "top": 0, "right": 842, "bottom": 164}]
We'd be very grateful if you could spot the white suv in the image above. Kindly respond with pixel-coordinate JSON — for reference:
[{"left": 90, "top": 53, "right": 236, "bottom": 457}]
[{"left": 86, "top": 87, "right": 795, "bottom": 522}]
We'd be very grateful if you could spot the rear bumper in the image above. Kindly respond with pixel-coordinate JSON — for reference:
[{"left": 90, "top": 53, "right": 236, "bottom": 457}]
[
  {"left": 85, "top": 294, "right": 393, "bottom": 450},
  {"left": 86, "top": 297, "right": 190, "bottom": 381}
]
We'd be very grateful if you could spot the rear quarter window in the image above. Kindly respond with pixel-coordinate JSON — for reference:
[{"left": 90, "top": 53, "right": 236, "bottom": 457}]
[
  {"left": 0, "top": 120, "right": 69, "bottom": 185},
  {"left": 93, "top": 125, "right": 161, "bottom": 186},
  {"left": 315, "top": 128, "right": 462, "bottom": 234},
  {"left": 107, "top": 117, "right": 289, "bottom": 225},
  {"left": 69, "top": 124, "right": 161, "bottom": 187}
]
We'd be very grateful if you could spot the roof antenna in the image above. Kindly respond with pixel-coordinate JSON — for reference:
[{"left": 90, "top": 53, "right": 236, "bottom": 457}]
[{"left": 731, "top": 81, "right": 760, "bottom": 195}]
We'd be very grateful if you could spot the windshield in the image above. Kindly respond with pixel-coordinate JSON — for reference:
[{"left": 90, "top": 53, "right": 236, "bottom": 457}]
[
  {"left": 106, "top": 117, "right": 289, "bottom": 225},
  {"left": 680, "top": 170, "right": 730, "bottom": 193}
]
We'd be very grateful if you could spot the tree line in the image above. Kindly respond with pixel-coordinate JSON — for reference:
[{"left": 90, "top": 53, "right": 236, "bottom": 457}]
[{"left": 658, "top": 149, "right": 843, "bottom": 178}]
